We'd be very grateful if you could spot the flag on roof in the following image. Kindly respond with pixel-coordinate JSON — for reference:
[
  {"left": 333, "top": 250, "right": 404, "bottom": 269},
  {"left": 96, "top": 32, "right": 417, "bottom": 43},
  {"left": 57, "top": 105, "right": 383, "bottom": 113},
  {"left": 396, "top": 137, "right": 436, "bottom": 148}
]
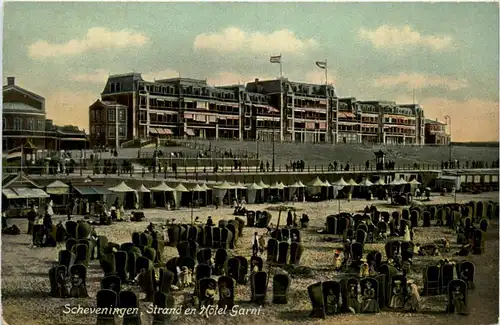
[
  {"left": 270, "top": 55, "right": 282, "bottom": 64},
  {"left": 315, "top": 60, "right": 327, "bottom": 69}
]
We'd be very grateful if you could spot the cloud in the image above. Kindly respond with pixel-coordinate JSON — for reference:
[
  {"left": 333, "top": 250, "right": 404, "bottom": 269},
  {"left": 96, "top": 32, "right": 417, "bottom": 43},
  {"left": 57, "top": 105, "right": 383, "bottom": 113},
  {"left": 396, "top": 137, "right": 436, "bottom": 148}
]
[
  {"left": 45, "top": 90, "right": 97, "bottom": 130},
  {"left": 28, "top": 27, "right": 149, "bottom": 59},
  {"left": 194, "top": 27, "right": 317, "bottom": 54},
  {"left": 207, "top": 72, "right": 274, "bottom": 86},
  {"left": 374, "top": 73, "right": 468, "bottom": 91},
  {"left": 71, "top": 69, "right": 110, "bottom": 84},
  {"left": 359, "top": 25, "right": 453, "bottom": 51}
]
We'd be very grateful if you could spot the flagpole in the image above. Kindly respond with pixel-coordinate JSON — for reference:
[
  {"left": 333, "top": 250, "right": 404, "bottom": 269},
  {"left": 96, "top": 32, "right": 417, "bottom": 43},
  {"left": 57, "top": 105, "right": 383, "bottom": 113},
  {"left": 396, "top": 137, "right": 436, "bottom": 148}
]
[
  {"left": 325, "top": 59, "right": 328, "bottom": 86},
  {"left": 20, "top": 143, "right": 24, "bottom": 174},
  {"left": 279, "top": 53, "right": 283, "bottom": 143},
  {"left": 279, "top": 53, "right": 283, "bottom": 78}
]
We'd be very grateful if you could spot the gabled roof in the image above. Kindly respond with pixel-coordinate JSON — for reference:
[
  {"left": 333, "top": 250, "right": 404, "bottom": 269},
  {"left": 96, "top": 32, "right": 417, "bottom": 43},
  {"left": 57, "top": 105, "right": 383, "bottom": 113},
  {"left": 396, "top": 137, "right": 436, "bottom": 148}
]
[
  {"left": 2, "top": 172, "right": 41, "bottom": 189},
  {"left": 3, "top": 84, "right": 45, "bottom": 101}
]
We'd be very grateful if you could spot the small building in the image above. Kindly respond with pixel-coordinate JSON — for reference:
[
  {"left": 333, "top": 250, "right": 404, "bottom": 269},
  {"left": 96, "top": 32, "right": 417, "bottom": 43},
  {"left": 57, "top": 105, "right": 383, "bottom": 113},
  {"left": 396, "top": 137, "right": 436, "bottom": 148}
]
[
  {"left": 424, "top": 118, "right": 450, "bottom": 145},
  {"left": 88, "top": 99, "right": 128, "bottom": 148}
]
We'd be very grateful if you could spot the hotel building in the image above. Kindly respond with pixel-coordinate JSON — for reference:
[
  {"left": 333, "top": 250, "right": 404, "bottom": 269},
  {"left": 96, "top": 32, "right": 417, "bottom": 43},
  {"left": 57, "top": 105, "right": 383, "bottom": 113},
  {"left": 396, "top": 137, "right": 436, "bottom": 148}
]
[{"left": 89, "top": 72, "right": 435, "bottom": 147}]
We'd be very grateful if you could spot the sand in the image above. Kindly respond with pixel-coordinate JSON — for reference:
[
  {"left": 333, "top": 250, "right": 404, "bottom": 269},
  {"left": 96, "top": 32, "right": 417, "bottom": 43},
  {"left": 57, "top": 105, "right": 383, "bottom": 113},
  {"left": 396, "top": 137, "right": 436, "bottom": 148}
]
[{"left": 2, "top": 191, "right": 499, "bottom": 325}]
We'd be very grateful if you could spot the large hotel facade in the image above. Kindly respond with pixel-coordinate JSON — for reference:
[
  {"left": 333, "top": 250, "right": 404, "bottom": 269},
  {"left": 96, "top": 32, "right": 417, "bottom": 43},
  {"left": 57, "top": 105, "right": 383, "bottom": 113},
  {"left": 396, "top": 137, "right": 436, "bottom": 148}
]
[{"left": 89, "top": 72, "right": 442, "bottom": 147}]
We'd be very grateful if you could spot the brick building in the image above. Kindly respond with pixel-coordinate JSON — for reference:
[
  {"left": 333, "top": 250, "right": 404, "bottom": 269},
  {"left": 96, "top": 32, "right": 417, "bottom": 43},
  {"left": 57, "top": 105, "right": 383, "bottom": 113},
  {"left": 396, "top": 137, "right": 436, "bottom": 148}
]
[{"left": 424, "top": 118, "right": 450, "bottom": 145}]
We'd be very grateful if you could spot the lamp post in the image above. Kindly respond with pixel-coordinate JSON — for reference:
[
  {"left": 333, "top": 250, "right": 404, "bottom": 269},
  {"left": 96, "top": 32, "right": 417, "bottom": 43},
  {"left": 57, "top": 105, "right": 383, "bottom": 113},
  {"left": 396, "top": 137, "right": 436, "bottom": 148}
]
[
  {"left": 256, "top": 134, "right": 259, "bottom": 160},
  {"left": 444, "top": 115, "right": 452, "bottom": 163},
  {"left": 272, "top": 127, "right": 276, "bottom": 172},
  {"left": 115, "top": 106, "right": 119, "bottom": 150}
]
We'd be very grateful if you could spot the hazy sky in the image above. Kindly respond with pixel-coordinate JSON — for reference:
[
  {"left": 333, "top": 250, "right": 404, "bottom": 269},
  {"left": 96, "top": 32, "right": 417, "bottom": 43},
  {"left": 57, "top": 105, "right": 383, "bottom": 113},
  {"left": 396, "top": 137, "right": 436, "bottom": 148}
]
[{"left": 3, "top": 2, "right": 499, "bottom": 141}]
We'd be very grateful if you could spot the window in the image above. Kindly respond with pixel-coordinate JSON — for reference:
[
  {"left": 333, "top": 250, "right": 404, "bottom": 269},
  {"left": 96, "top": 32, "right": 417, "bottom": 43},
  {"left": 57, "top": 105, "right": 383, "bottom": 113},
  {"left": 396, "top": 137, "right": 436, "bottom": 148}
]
[
  {"left": 108, "top": 126, "right": 116, "bottom": 137},
  {"left": 96, "top": 125, "right": 100, "bottom": 135},
  {"left": 108, "top": 108, "right": 116, "bottom": 122},
  {"left": 119, "top": 125, "right": 126, "bottom": 137},
  {"left": 2, "top": 118, "right": 6, "bottom": 129},
  {"left": 28, "top": 119, "right": 34, "bottom": 130},
  {"left": 14, "top": 118, "right": 21, "bottom": 130},
  {"left": 119, "top": 109, "right": 126, "bottom": 122},
  {"left": 110, "top": 83, "right": 116, "bottom": 92},
  {"left": 91, "top": 126, "right": 96, "bottom": 136}
]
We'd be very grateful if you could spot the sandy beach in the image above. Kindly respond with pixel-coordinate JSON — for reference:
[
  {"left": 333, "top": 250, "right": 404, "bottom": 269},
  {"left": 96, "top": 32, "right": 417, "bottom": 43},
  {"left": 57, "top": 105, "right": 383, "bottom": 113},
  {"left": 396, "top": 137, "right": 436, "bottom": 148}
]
[{"left": 2, "top": 191, "right": 498, "bottom": 325}]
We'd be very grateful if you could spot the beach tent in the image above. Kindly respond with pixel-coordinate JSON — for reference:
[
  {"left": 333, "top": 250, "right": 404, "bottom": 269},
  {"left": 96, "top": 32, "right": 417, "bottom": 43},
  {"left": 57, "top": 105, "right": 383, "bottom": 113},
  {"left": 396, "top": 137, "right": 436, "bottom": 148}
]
[
  {"left": 257, "top": 180, "right": 270, "bottom": 189},
  {"left": 287, "top": 181, "right": 306, "bottom": 201},
  {"left": 347, "top": 179, "right": 359, "bottom": 186},
  {"left": 307, "top": 177, "right": 327, "bottom": 197},
  {"left": 150, "top": 181, "right": 175, "bottom": 208},
  {"left": 173, "top": 183, "right": 190, "bottom": 208},
  {"left": 213, "top": 181, "right": 236, "bottom": 206},
  {"left": 108, "top": 181, "right": 136, "bottom": 209},
  {"left": 45, "top": 180, "right": 70, "bottom": 212},
  {"left": 374, "top": 178, "right": 386, "bottom": 186},
  {"left": 136, "top": 184, "right": 152, "bottom": 209},
  {"left": 246, "top": 183, "right": 262, "bottom": 204},
  {"left": 270, "top": 181, "right": 286, "bottom": 202},
  {"left": 359, "top": 179, "right": 373, "bottom": 187}
]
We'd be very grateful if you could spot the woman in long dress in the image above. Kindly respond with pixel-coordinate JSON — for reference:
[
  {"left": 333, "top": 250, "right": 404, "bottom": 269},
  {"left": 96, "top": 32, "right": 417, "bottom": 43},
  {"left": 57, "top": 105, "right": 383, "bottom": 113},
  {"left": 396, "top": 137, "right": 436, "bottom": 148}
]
[
  {"left": 361, "top": 281, "right": 380, "bottom": 313},
  {"left": 451, "top": 286, "right": 468, "bottom": 314},
  {"left": 347, "top": 284, "right": 361, "bottom": 313},
  {"left": 47, "top": 200, "right": 54, "bottom": 216},
  {"left": 390, "top": 281, "right": 405, "bottom": 309}
]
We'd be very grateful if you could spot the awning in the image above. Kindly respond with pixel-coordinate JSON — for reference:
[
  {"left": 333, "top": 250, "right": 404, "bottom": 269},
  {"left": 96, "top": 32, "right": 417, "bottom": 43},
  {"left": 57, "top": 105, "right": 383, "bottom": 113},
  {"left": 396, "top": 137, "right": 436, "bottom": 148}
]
[
  {"left": 10, "top": 187, "right": 49, "bottom": 199},
  {"left": 73, "top": 186, "right": 98, "bottom": 196},
  {"left": 92, "top": 187, "right": 113, "bottom": 195},
  {"left": 149, "top": 128, "right": 159, "bottom": 135},
  {"left": 156, "top": 128, "right": 173, "bottom": 135},
  {"left": 339, "top": 112, "right": 355, "bottom": 118},
  {"left": 46, "top": 180, "right": 70, "bottom": 195},
  {"left": 2, "top": 188, "right": 19, "bottom": 199},
  {"left": 46, "top": 187, "right": 70, "bottom": 195},
  {"left": 185, "top": 129, "right": 195, "bottom": 136}
]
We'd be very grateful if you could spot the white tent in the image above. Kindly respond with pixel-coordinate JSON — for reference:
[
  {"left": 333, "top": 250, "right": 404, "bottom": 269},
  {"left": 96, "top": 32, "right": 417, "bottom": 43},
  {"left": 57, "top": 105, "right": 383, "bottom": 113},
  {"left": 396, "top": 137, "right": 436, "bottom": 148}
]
[
  {"left": 347, "top": 179, "right": 359, "bottom": 186},
  {"left": 150, "top": 181, "right": 175, "bottom": 208},
  {"left": 190, "top": 184, "right": 206, "bottom": 192},
  {"left": 150, "top": 182, "right": 175, "bottom": 192},
  {"left": 374, "top": 178, "right": 386, "bottom": 186},
  {"left": 213, "top": 181, "right": 236, "bottom": 206},
  {"left": 307, "top": 177, "right": 327, "bottom": 196},
  {"left": 359, "top": 179, "right": 374, "bottom": 187},
  {"left": 308, "top": 177, "right": 327, "bottom": 187},
  {"left": 390, "top": 178, "right": 407, "bottom": 186},
  {"left": 136, "top": 184, "right": 150, "bottom": 193},
  {"left": 109, "top": 181, "right": 135, "bottom": 193},
  {"left": 136, "top": 184, "right": 151, "bottom": 209},
  {"left": 173, "top": 183, "right": 189, "bottom": 208},
  {"left": 270, "top": 182, "right": 286, "bottom": 190},
  {"left": 246, "top": 183, "right": 262, "bottom": 204},
  {"left": 408, "top": 179, "right": 421, "bottom": 185},
  {"left": 257, "top": 180, "right": 270, "bottom": 189},
  {"left": 332, "top": 178, "right": 349, "bottom": 186}
]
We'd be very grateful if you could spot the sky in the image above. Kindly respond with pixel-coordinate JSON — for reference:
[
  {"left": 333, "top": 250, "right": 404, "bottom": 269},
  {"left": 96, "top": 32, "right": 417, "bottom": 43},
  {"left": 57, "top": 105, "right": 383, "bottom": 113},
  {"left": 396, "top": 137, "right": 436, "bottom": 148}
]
[{"left": 3, "top": 2, "right": 499, "bottom": 142}]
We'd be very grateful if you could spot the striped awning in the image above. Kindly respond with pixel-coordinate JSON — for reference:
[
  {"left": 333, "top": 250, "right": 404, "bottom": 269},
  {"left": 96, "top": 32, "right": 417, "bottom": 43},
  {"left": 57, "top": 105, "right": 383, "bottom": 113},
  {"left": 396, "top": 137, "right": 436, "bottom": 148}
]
[
  {"left": 157, "top": 128, "right": 173, "bottom": 135},
  {"left": 185, "top": 129, "right": 195, "bottom": 136},
  {"left": 92, "top": 187, "right": 113, "bottom": 195},
  {"left": 149, "top": 128, "right": 159, "bottom": 135},
  {"left": 338, "top": 112, "right": 355, "bottom": 118}
]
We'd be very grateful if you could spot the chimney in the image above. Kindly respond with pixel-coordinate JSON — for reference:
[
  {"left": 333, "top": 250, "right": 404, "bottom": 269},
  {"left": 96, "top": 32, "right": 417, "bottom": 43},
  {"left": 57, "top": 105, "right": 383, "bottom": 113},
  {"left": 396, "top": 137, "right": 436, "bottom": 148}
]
[{"left": 7, "top": 77, "right": 15, "bottom": 86}]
